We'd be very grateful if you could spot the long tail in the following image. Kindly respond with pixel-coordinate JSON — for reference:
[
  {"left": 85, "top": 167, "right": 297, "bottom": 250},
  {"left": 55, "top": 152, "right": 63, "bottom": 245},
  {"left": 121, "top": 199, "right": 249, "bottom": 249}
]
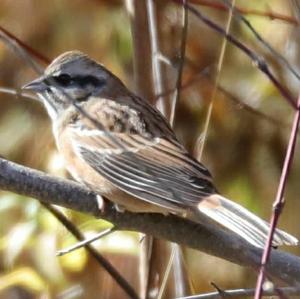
[{"left": 197, "top": 194, "right": 298, "bottom": 248}]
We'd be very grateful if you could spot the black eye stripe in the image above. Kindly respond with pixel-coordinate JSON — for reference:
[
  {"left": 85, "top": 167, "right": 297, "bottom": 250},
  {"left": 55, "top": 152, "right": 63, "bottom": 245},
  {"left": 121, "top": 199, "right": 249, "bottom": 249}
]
[
  {"left": 76, "top": 75, "right": 103, "bottom": 86},
  {"left": 52, "top": 74, "right": 72, "bottom": 86},
  {"left": 51, "top": 74, "right": 104, "bottom": 87}
]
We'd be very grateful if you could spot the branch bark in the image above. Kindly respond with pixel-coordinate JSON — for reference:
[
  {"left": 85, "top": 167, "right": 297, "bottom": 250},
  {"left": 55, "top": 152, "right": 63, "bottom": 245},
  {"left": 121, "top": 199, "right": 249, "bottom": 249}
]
[{"left": 0, "top": 157, "right": 300, "bottom": 286}]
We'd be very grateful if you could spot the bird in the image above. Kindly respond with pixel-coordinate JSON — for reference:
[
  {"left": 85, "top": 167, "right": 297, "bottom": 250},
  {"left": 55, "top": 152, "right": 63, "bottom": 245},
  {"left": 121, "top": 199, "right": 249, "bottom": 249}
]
[{"left": 23, "top": 51, "right": 298, "bottom": 248}]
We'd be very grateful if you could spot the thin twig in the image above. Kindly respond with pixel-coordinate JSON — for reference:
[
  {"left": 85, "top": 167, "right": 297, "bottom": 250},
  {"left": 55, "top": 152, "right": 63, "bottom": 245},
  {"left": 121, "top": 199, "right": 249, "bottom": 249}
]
[
  {"left": 176, "top": 286, "right": 300, "bottom": 299},
  {"left": 170, "top": 0, "right": 188, "bottom": 126},
  {"left": 197, "top": 0, "right": 234, "bottom": 160},
  {"left": 210, "top": 282, "right": 226, "bottom": 298},
  {"left": 56, "top": 227, "right": 116, "bottom": 256},
  {"left": 217, "top": 83, "right": 289, "bottom": 128},
  {"left": 189, "top": 0, "right": 299, "bottom": 26},
  {"left": 172, "top": 243, "right": 193, "bottom": 297},
  {"left": 156, "top": 246, "right": 176, "bottom": 299},
  {"left": 172, "top": 0, "right": 297, "bottom": 109},
  {"left": 0, "top": 31, "right": 45, "bottom": 75},
  {"left": 254, "top": 82, "right": 300, "bottom": 298},
  {"left": 42, "top": 203, "right": 139, "bottom": 299},
  {"left": 0, "top": 86, "right": 38, "bottom": 101},
  {"left": 156, "top": 68, "right": 293, "bottom": 130},
  {"left": 221, "top": 0, "right": 300, "bottom": 81},
  {"left": 0, "top": 26, "right": 49, "bottom": 64}
]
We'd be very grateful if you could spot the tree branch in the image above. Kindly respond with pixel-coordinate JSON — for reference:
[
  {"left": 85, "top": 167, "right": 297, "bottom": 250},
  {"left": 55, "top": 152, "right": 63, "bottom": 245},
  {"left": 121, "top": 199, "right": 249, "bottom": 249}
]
[{"left": 0, "top": 157, "right": 300, "bottom": 286}]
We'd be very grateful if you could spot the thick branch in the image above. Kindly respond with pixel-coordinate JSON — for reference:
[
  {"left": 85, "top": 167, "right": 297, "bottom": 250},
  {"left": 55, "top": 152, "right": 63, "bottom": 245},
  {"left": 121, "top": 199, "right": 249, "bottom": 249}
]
[{"left": 0, "top": 157, "right": 300, "bottom": 285}]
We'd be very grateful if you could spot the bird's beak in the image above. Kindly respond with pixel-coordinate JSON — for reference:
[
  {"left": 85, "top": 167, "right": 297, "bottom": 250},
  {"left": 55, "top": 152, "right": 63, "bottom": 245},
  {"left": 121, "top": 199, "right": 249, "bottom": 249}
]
[{"left": 22, "top": 77, "right": 48, "bottom": 93}]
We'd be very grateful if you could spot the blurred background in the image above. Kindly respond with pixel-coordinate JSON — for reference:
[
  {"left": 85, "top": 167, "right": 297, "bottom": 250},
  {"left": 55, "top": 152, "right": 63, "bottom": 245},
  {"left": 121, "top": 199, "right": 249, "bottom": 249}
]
[{"left": 0, "top": 0, "right": 299, "bottom": 298}]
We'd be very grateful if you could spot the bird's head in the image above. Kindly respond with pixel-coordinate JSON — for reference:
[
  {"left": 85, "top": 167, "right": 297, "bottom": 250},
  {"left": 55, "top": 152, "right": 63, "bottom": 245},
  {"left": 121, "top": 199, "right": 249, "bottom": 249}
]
[{"left": 23, "top": 51, "right": 125, "bottom": 120}]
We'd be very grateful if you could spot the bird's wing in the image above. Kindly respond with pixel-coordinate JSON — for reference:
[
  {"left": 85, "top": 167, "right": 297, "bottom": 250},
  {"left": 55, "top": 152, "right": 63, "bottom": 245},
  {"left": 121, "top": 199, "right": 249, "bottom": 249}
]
[
  {"left": 68, "top": 125, "right": 298, "bottom": 247},
  {"left": 69, "top": 126, "right": 216, "bottom": 213}
]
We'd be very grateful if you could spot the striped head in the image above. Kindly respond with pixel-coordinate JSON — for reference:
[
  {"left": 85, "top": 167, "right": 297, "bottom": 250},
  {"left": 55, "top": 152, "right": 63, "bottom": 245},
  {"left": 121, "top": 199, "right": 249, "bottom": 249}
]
[{"left": 22, "top": 51, "right": 125, "bottom": 120}]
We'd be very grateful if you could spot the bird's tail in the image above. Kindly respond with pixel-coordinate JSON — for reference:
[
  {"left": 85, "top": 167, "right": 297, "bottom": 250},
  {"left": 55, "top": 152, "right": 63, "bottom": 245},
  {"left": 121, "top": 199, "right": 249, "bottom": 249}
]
[{"left": 196, "top": 194, "right": 298, "bottom": 248}]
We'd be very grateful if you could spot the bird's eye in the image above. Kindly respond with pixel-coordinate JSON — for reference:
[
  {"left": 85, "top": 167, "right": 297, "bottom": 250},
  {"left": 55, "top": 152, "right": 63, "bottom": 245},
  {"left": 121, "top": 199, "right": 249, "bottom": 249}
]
[{"left": 53, "top": 74, "right": 73, "bottom": 86}]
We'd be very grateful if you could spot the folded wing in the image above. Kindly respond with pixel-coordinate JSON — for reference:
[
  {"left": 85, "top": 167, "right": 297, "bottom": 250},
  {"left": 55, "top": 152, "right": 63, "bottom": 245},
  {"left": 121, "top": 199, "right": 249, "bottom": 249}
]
[
  {"left": 70, "top": 126, "right": 298, "bottom": 248},
  {"left": 70, "top": 127, "right": 215, "bottom": 213}
]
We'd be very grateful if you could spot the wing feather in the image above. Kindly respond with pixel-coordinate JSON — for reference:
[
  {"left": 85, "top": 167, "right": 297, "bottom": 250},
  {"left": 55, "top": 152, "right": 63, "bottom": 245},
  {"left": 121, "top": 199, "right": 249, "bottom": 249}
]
[{"left": 70, "top": 126, "right": 216, "bottom": 211}]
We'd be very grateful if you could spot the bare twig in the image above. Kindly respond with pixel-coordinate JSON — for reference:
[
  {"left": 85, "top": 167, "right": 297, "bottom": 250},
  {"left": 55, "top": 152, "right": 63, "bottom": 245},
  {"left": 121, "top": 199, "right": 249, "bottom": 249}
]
[
  {"left": 0, "top": 25, "right": 50, "bottom": 64},
  {"left": 217, "top": 83, "right": 289, "bottom": 128},
  {"left": 0, "top": 86, "right": 38, "bottom": 101},
  {"left": 254, "top": 77, "right": 300, "bottom": 299},
  {"left": 172, "top": 243, "right": 193, "bottom": 297},
  {"left": 56, "top": 227, "right": 116, "bottom": 256},
  {"left": 156, "top": 247, "right": 176, "bottom": 299},
  {"left": 197, "top": 0, "right": 234, "bottom": 160},
  {"left": 210, "top": 282, "right": 226, "bottom": 298},
  {"left": 221, "top": 0, "right": 300, "bottom": 81},
  {"left": 0, "top": 30, "right": 45, "bottom": 75},
  {"left": 41, "top": 203, "right": 139, "bottom": 299},
  {"left": 189, "top": 0, "right": 299, "bottom": 26},
  {"left": 176, "top": 286, "right": 300, "bottom": 299},
  {"left": 156, "top": 68, "right": 293, "bottom": 130},
  {"left": 170, "top": 0, "right": 188, "bottom": 126},
  {"left": 172, "top": 0, "right": 297, "bottom": 109}
]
